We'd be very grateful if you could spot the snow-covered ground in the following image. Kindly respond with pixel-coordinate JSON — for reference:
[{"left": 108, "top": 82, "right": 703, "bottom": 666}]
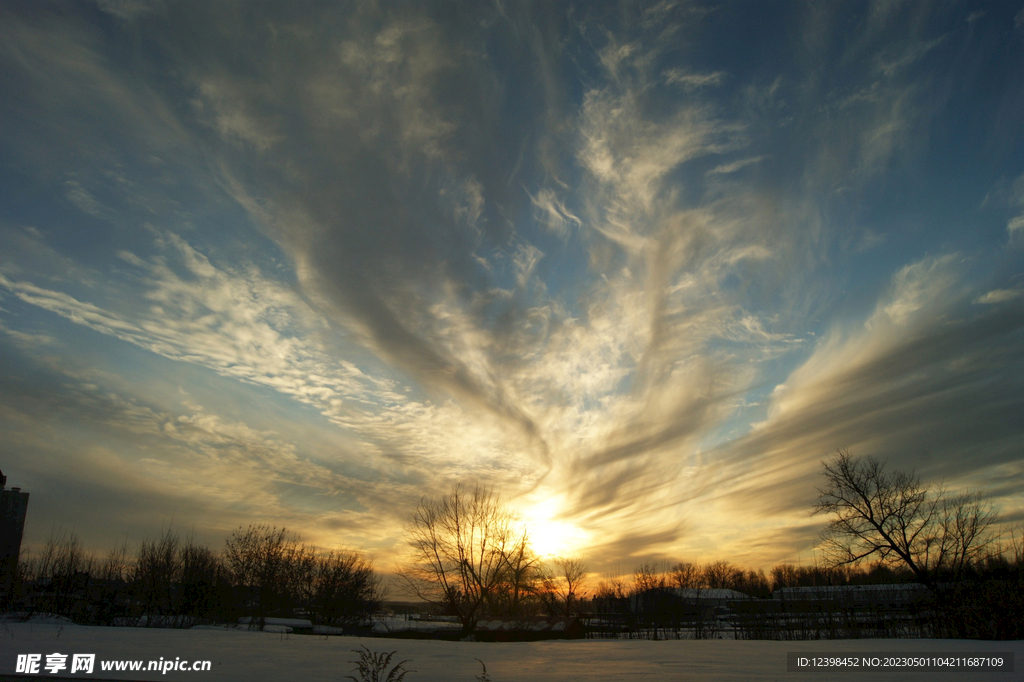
[{"left": 1, "top": 620, "right": 1019, "bottom": 681}]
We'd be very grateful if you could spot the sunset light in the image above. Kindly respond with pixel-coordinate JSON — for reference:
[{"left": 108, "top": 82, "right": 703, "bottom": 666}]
[{"left": 522, "top": 498, "right": 590, "bottom": 559}]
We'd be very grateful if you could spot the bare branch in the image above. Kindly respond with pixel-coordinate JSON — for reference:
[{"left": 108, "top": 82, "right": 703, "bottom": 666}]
[
  {"left": 397, "top": 483, "right": 527, "bottom": 633},
  {"left": 814, "top": 449, "right": 998, "bottom": 590}
]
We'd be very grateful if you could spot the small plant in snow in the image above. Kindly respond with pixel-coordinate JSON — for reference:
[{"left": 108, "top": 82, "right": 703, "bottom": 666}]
[
  {"left": 474, "top": 659, "right": 491, "bottom": 682},
  {"left": 345, "top": 646, "right": 415, "bottom": 682}
]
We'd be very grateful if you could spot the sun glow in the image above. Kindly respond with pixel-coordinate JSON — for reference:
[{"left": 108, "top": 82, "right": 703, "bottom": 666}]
[{"left": 522, "top": 497, "right": 589, "bottom": 558}]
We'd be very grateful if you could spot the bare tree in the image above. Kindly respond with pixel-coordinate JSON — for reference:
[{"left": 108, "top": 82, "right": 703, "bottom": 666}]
[
  {"left": 398, "top": 484, "right": 523, "bottom": 635},
  {"left": 769, "top": 564, "right": 800, "bottom": 592},
  {"left": 701, "top": 560, "right": 740, "bottom": 590},
  {"left": 594, "top": 574, "right": 628, "bottom": 600},
  {"left": 99, "top": 538, "right": 131, "bottom": 583},
  {"left": 814, "top": 449, "right": 998, "bottom": 591},
  {"left": 1008, "top": 525, "right": 1024, "bottom": 569},
  {"left": 540, "top": 557, "right": 588, "bottom": 616},
  {"left": 133, "top": 527, "right": 182, "bottom": 625},
  {"left": 178, "top": 533, "right": 221, "bottom": 626},
  {"left": 223, "top": 524, "right": 292, "bottom": 629},
  {"left": 632, "top": 563, "right": 664, "bottom": 593},
  {"left": 631, "top": 563, "right": 669, "bottom": 639},
  {"left": 669, "top": 562, "right": 700, "bottom": 590},
  {"left": 668, "top": 561, "right": 719, "bottom": 639},
  {"left": 300, "top": 547, "right": 385, "bottom": 627},
  {"left": 733, "top": 568, "right": 770, "bottom": 598},
  {"left": 30, "top": 528, "right": 94, "bottom": 619},
  {"left": 93, "top": 537, "right": 132, "bottom": 625},
  {"left": 489, "top": 533, "right": 541, "bottom": 617}
]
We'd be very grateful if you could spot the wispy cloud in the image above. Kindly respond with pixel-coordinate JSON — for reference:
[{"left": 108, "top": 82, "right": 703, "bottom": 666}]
[
  {"left": 664, "top": 69, "right": 724, "bottom": 90},
  {"left": 707, "top": 156, "right": 765, "bottom": 175},
  {"left": 529, "top": 188, "right": 582, "bottom": 239},
  {"left": 63, "top": 180, "right": 106, "bottom": 217},
  {"left": 691, "top": 254, "right": 1024, "bottom": 561},
  {"left": 1010, "top": 215, "right": 1024, "bottom": 236},
  {"left": 976, "top": 288, "right": 1023, "bottom": 305}
]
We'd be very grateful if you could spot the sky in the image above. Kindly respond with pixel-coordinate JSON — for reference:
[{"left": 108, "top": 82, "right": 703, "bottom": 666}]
[{"left": 1, "top": 0, "right": 1023, "bottom": 575}]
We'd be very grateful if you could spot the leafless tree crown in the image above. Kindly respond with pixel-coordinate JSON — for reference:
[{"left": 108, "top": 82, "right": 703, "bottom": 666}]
[
  {"left": 397, "top": 484, "right": 532, "bottom": 632},
  {"left": 814, "top": 449, "right": 998, "bottom": 589}
]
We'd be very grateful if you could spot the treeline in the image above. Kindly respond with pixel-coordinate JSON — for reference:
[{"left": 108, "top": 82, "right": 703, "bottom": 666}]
[
  {"left": 587, "top": 544, "right": 1024, "bottom": 641},
  {"left": 8, "top": 525, "right": 383, "bottom": 630},
  {"left": 576, "top": 451, "right": 1024, "bottom": 641},
  {"left": 596, "top": 557, "right": 942, "bottom": 602},
  {"left": 10, "top": 464, "right": 1024, "bottom": 641},
  {"left": 396, "top": 483, "right": 1024, "bottom": 641},
  {"left": 588, "top": 560, "right": 927, "bottom": 640}
]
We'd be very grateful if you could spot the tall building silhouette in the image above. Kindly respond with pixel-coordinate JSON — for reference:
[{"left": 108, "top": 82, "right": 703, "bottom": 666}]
[{"left": 0, "top": 469, "right": 30, "bottom": 601}]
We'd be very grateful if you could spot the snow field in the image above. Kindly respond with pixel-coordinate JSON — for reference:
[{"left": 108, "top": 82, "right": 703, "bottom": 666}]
[{"left": 1, "top": 622, "right": 1020, "bottom": 681}]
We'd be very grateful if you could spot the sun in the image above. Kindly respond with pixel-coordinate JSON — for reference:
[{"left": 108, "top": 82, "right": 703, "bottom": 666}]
[{"left": 521, "top": 497, "right": 589, "bottom": 558}]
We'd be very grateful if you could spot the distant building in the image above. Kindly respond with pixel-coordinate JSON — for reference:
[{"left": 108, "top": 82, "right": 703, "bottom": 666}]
[
  {"left": 473, "top": 616, "right": 585, "bottom": 641},
  {"left": 372, "top": 615, "right": 585, "bottom": 641},
  {"left": 773, "top": 583, "right": 931, "bottom": 606},
  {"left": 726, "top": 583, "right": 935, "bottom": 638},
  {"left": 672, "top": 587, "right": 753, "bottom": 605},
  {"left": 0, "top": 469, "right": 30, "bottom": 601},
  {"left": 611, "top": 586, "right": 752, "bottom": 615}
]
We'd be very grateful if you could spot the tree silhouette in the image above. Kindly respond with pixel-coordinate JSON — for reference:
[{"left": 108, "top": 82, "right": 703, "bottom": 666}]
[
  {"left": 814, "top": 449, "right": 998, "bottom": 591},
  {"left": 398, "top": 484, "right": 526, "bottom": 635},
  {"left": 540, "top": 557, "right": 588, "bottom": 616}
]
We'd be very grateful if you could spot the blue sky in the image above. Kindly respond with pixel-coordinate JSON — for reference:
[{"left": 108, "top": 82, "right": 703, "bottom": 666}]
[{"left": 1, "top": 0, "right": 1023, "bottom": 571}]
